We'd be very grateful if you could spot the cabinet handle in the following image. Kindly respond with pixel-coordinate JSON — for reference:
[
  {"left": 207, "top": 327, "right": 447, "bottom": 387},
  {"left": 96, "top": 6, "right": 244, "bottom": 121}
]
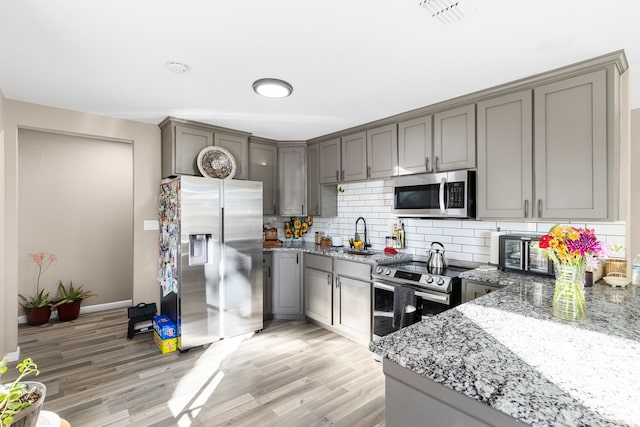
[
  {"left": 435, "top": 156, "right": 440, "bottom": 172},
  {"left": 341, "top": 170, "right": 345, "bottom": 181},
  {"left": 537, "top": 199, "right": 542, "bottom": 218},
  {"left": 301, "top": 205, "right": 304, "bottom": 214},
  {"left": 367, "top": 166, "right": 371, "bottom": 178},
  {"left": 273, "top": 204, "right": 276, "bottom": 213},
  {"left": 327, "top": 274, "right": 331, "bottom": 285},
  {"left": 316, "top": 204, "right": 319, "bottom": 212},
  {"left": 336, "top": 278, "right": 340, "bottom": 289},
  {"left": 268, "top": 267, "right": 271, "bottom": 278},
  {"left": 425, "top": 157, "right": 430, "bottom": 173},
  {"left": 336, "top": 170, "right": 339, "bottom": 181},
  {"left": 524, "top": 200, "right": 529, "bottom": 218},
  {"left": 296, "top": 253, "right": 299, "bottom": 264}
]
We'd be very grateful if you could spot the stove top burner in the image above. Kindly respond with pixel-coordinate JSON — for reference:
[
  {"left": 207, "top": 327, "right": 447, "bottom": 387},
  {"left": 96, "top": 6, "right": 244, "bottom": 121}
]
[{"left": 372, "top": 261, "right": 470, "bottom": 293}]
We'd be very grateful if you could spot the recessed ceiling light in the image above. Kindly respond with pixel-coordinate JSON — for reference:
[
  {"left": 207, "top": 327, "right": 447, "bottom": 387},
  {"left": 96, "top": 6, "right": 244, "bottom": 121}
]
[
  {"left": 166, "top": 61, "right": 190, "bottom": 74},
  {"left": 252, "top": 78, "right": 293, "bottom": 98}
]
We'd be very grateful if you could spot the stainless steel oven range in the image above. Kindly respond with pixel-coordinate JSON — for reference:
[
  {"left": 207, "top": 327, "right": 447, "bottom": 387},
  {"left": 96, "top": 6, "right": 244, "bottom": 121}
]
[{"left": 372, "top": 261, "right": 468, "bottom": 340}]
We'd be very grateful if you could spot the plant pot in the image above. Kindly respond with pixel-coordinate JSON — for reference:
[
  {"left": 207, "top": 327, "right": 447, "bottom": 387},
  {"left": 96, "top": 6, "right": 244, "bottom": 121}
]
[
  {"left": 4, "top": 381, "right": 46, "bottom": 427},
  {"left": 56, "top": 300, "right": 82, "bottom": 322},
  {"left": 23, "top": 306, "right": 51, "bottom": 326}
]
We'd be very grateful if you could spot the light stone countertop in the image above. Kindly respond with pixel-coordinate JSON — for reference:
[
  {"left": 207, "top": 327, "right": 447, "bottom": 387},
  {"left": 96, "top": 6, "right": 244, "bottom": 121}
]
[
  {"left": 370, "top": 269, "right": 640, "bottom": 427},
  {"left": 263, "top": 240, "right": 412, "bottom": 266}
]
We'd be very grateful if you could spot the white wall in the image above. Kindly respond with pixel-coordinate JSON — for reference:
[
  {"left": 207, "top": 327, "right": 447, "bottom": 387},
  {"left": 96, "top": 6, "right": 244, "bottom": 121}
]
[
  {"left": 0, "top": 89, "right": 6, "bottom": 357},
  {"left": 2, "top": 99, "right": 161, "bottom": 356},
  {"left": 266, "top": 179, "right": 627, "bottom": 263}
]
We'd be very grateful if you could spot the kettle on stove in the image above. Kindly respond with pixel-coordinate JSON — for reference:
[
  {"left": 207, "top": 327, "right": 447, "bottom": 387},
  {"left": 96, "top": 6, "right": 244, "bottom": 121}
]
[{"left": 427, "top": 242, "right": 448, "bottom": 270}]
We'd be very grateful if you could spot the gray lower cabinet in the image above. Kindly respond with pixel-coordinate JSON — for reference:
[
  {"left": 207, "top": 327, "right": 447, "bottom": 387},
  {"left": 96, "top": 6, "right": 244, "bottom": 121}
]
[
  {"left": 249, "top": 139, "right": 278, "bottom": 215},
  {"left": 462, "top": 279, "right": 503, "bottom": 303},
  {"left": 272, "top": 251, "right": 303, "bottom": 319},
  {"left": 278, "top": 145, "right": 306, "bottom": 216},
  {"left": 304, "top": 254, "right": 333, "bottom": 325},
  {"left": 263, "top": 252, "right": 273, "bottom": 319},
  {"left": 334, "top": 259, "right": 372, "bottom": 345}
]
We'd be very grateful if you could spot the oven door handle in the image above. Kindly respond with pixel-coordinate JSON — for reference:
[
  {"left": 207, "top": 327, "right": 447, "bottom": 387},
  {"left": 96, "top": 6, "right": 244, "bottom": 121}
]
[
  {"left": 439, "top": 177, "right": 446, "bottom": 215},
  {"left": 374, "top": 282, "right": 396, "bottom": 292},
  {"left": 415, "top": 290, "right": 450, "bottom": 304}
]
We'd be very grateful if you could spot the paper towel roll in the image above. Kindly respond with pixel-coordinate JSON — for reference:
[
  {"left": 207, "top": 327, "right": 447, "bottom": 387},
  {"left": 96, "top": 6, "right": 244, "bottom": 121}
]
[{"left": 489, "top": 231, "right": 505, "bottom": 265}]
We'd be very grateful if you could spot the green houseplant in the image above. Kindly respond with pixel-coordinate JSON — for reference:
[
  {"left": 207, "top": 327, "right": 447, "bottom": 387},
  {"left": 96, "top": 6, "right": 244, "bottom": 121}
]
[
  {"left": 0, "top": 356, "right": 45, "bottom": 427},
  {"left": 18, "top": 252, "right": 57, "bottom": 326},
  {"left": 52, "top": 280, "right": 96, "bottom": 322}
]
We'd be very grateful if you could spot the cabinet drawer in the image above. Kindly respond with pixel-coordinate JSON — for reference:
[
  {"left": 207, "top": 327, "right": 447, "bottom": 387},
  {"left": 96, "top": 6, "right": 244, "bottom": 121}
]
[
  {"left": 335, "top": 259, "right": 371, "bottom": 281},
  {"left": 305, "top": 253, "right": 333, "bottom": 272}
]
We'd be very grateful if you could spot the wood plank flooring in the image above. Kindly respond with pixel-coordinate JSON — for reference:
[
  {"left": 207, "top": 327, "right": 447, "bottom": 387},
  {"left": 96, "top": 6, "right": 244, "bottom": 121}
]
[{"left": 7, "top": 309, "right": 386, "bottom": 426}]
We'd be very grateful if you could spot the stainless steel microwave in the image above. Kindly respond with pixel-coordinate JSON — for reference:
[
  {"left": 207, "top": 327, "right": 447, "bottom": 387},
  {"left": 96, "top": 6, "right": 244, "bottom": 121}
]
[{"left": 392, "top": 170, "right": 476, "bottom": 218}]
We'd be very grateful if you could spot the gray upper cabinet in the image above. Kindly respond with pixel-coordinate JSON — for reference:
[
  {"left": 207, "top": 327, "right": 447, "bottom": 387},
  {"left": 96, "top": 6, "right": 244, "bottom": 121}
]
[
  {"left": 278, "top": 145, "right": 306, "bottom": 216},
  {"left": 160, "top": 120, "right": 213, "bottom": 177},
  {"left": 433, "top": 104, "right": 476, "bottom": 171},
  {"left": 341, "top": 131, "right": 367, "bottom": 182},
  {"left": 160, "top": 117, "right": 250, "bottom": 179},
  {"left": 319, "top": 138, "right": 341, "bottom": 184},
  {"left": 534, "top": 70, "right": 608, "bottom": 219},
  {"left": 215, "top": 132, "right": 249, "bottom": 180},
  {"left": 307, "top": 144, "right": 337, "bottom": 217},
  {"left": 398, "top": 115, "right": 433, "bottom": 175},
  {"left": 366, "top": 124, "right": 398, "bottom": 179},
  {"left": 477, "top": 90, "right": 533, "bottom": 219},
  {"left": 249, "top": 139, "right": 278, "bottom": 215}
]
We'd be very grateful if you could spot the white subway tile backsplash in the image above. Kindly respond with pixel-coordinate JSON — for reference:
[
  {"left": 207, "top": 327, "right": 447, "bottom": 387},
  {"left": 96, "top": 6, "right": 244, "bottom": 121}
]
[{"left": 267, "top": 179, "right": 626, "bottom": 260}]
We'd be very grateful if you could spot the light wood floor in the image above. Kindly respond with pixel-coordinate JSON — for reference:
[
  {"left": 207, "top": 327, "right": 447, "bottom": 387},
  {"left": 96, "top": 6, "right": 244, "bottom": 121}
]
[{"left": 8, "top": 309, "right": 385, "bottom": 426}]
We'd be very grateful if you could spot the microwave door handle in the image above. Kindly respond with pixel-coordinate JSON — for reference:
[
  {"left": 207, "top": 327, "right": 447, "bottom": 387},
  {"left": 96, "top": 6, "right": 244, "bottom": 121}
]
[{"left": 439, "top": 177, "right": 446, "bottom": 215}]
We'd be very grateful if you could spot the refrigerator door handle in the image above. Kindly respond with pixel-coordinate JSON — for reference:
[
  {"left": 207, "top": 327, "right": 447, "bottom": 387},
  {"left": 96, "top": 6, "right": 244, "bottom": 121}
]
[
  {"left": 221, "top": 207, "right": 224, "bottom": 243},
  {"left": 522, "top": 242, "right": 529, "bottom": 271}
]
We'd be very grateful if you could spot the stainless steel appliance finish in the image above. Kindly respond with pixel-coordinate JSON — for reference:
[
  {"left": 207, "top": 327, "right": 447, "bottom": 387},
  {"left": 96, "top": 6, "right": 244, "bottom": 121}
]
[
  {"left": 392, "top": 170, "right": 476, "bottom": 218},
  {"left": 498, "top": 234, "right": 554, "bottom": 276},
  {"left": 372, "top": 261, "right": 467, "bottom": 340},
  {"left": 426, "top": 241, "right": 448, "bottom": 271},
  {"left": 159, "top": 176, "right": 263, "bottom": 350}
]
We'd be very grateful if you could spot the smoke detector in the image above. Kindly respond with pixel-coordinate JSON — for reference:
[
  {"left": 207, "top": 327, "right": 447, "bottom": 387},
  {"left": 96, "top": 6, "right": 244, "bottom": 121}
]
[
  {"left": 166, "top": 61, "right": 190, "bottom": 74},
  {"left": 418, "top": 0, "right": 474, "bottom": 23}
]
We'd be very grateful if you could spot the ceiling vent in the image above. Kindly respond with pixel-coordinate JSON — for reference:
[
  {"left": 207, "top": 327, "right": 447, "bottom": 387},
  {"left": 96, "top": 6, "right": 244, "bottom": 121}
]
[{"left": 418, "top": 0, "right": 474, "bottom": 23}]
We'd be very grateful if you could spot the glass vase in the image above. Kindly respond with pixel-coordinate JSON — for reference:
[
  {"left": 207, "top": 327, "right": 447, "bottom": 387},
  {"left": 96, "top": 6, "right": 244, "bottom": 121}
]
[{"left": 552, "top": 263, "right": 586, "bottom": 321}]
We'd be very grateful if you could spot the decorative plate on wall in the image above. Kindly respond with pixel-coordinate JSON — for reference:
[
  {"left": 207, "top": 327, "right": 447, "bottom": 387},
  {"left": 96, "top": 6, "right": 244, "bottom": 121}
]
[{"left": 197, "top": 146, "right": 236, "bottom": 179}]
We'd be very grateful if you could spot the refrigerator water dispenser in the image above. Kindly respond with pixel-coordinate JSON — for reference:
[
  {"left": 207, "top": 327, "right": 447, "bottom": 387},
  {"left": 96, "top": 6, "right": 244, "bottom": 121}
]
[{"left": 189, "top": 234, "right": 211, "bottom": 266}]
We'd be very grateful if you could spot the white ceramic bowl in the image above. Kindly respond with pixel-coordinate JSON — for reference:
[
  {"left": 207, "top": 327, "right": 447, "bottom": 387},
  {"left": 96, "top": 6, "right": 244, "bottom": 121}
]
[
  {"left": 332, "top": 236, "right": 343, "bottom": 246},
  {"left": 603, "top": 274, "right": 631, "bottom": 287}
]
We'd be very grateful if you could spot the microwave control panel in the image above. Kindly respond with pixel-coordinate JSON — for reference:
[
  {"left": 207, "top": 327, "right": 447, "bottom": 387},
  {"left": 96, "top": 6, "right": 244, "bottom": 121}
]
[{"left": 447, "top": 182, "right": 465, "bottom": 208}]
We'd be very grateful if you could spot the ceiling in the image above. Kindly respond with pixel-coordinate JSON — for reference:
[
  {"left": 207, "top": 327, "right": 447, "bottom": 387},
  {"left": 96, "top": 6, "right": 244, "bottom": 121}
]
[{"left": 0, "top": 0, "right": 638, "bottom": 141}]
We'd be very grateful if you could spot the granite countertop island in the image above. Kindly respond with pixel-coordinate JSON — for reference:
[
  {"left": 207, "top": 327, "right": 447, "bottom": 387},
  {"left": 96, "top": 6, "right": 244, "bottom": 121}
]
[{"left": 370, "top": 270, "right": 640, "bottom": 426}]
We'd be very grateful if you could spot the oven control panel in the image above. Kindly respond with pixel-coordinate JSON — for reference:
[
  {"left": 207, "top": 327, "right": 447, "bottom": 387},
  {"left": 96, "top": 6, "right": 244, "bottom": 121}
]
[{"left": 373, "top": 266, "right": 452, "bottom": 293}]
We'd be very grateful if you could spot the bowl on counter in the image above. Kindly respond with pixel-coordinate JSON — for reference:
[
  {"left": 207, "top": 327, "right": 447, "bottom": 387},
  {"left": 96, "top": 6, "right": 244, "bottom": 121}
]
[{"left": 332, "top": 236, "right": 344, "bottom": 247}]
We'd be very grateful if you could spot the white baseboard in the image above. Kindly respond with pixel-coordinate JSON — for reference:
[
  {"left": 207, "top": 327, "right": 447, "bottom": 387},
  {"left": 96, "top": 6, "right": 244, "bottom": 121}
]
[
  {"left": 4, "top": 346, "right": 20, "bottom": 362},
  {"left": 17, "top": 300, "right": 133, "bottom": 324}
]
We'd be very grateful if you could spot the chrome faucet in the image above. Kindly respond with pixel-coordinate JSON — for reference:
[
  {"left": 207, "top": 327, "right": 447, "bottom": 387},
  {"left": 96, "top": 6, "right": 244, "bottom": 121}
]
[{"left": 355, "top": 217, "right": 371, "bottom": 249}]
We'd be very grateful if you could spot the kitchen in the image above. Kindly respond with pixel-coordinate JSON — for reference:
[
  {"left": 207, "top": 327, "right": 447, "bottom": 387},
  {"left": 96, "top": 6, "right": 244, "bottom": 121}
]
[{"left": 2, "top": 1, "right": 640, "bottom": 426}]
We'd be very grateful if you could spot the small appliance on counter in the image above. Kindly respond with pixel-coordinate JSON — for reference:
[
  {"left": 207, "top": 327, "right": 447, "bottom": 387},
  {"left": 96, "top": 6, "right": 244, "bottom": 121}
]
[{"left": 498, "top": 234, "right": 554, "bottom": 276}]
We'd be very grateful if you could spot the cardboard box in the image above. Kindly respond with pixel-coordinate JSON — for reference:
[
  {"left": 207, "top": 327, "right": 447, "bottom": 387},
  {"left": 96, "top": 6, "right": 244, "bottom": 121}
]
[
  {"left": 153, "top": 315, "right": 177, "bottom": 339},
  {"left": 154, "top": 331, "right": 177, "bottom": 354}
]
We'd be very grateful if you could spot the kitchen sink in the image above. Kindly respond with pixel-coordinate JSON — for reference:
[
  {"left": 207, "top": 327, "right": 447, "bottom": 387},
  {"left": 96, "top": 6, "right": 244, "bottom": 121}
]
[{"left": 345, "top": 249, "right": 377, "bottom": 256}]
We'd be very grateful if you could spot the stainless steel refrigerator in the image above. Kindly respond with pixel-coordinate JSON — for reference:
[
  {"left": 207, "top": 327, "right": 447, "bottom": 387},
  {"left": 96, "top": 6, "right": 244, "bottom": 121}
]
[{"left": 158, "top": 176, "right": 263, "bottom": 350}]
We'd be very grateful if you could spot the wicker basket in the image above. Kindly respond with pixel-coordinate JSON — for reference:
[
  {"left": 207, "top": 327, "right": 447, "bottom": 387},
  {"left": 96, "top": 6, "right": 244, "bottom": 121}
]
[
  {"left": 264, "top": 228, "right": 278, "bottom": 241},
  {"left": 605, "top": 258, "right": 627, "bottom": 276}
]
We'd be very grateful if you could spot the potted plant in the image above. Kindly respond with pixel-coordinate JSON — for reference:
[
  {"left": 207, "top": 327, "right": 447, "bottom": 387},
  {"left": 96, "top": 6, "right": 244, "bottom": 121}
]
[
  {"left": 0, "top": 356, "right": 45, "bottom": 427},
  {"left": 18, "top": 252, "right": 57, "bottom": 326},
  {"left": 52, "top": 280, "right": 96, "bottom": 322}
]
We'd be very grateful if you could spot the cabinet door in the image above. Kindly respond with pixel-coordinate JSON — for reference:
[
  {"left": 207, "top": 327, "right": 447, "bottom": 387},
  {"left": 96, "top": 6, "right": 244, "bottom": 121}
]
[
  {"left": 215, "top": 132, "right": 249, "bottom": 180},
  {"left": 175, "top": 125, "right": 214, "bottom": 175},
  {"left": 273, "top": 251, "right": 302, "bottom": 316},
  {"left": 319, "top": 138, "right": 341, "bottom": 184},
  {"left": 477, "top": 90, "right": 533, "bottom": 219},
  {"left": 534, "top": 70, "right": 608, "bottom": 219},
  {"left": 398, "top": 115, "right": 433, "bottom": 175},
  {"left": 305, "top": 267, "right": 333, "bottom": 325},
  {"left": 263, "top": 252, "right": 273, "bottom": 318},
  {"left": 334, "top": 276, "right": 371, "bottom": 344},
  {"left": 433, "top": 104, "right": 476, "bottom": 171},
  {"left": 278, "top": 146, "right": 306, "bottom": 216},
  {"left": 307, "top": 144, "right": 320, "bottom": 216},
  {"left": 367, "top": 124, "right": 398, "bottom": 179},
  {"left": 249, "top": 142, "right": 278, "bottom": 215},
  {"left": 341, "top": 131, "right": 367, "bottom": 182},
  {"left": 462, "top": 280, "right": 502, "bottom": 303}
]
